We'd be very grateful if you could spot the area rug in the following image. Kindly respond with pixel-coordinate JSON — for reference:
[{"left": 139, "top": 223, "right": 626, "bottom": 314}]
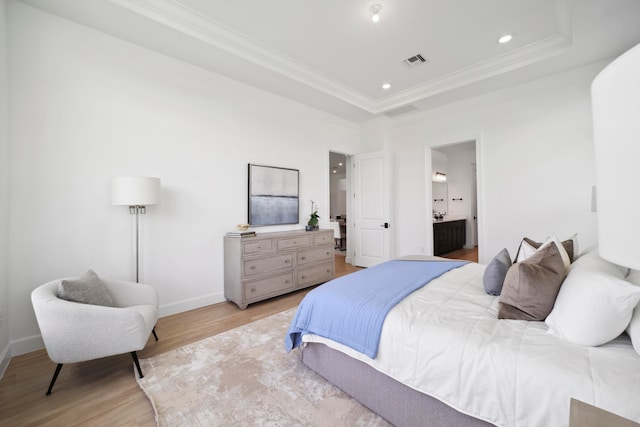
[{"left": 136, "top": 308, "right": 390, "bottom": 426}]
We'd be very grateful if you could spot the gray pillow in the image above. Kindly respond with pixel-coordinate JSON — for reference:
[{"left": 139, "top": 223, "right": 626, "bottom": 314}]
[
  {"left": 483, "top": 248, "right": 512, "bottom": 296},
  {"left": 57, "top": 270, "right": 114, "bottom": 307},
  {"left": 498, "top": 242, "right": 566, "bottom": 321}
]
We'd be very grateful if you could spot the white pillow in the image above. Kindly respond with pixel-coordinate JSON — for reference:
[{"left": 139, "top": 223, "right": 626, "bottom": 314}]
[
  {"left": 626, "top": 269, "right": 640, "bottom": 285},
  {"left": 545, "top": 252, "right": 640, "bottom": 346},
  {"left": 515, "top": 235, "right": 572, "bottom": 273},
  {"left": 627, "top": 304, "right": 640, "bottom": 356},
  {"left": 624, "top": 269, "right": 640, "bottom": 355},
  {"left": 515, "top": 239, "right": 538, "bottom": 263}
]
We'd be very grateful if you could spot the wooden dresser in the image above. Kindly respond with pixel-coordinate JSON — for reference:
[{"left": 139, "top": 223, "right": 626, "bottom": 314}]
[{"left": 224, "top": 229, "right": 335, "bottom": 309}]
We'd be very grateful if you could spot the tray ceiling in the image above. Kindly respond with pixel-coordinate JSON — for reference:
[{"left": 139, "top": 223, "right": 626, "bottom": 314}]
[{"left": 18, "top": 0, "right": 640, "bottom": 121}]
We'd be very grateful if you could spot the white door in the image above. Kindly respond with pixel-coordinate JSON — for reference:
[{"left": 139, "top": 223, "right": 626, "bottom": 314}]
[{"left": 352, "top": 150, "right": 391, "bottom": 267}]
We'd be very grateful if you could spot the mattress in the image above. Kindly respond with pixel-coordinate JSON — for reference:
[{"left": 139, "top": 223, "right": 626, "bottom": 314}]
[{"left": 302, "top": 262, "right": 640, "bottom": 426}]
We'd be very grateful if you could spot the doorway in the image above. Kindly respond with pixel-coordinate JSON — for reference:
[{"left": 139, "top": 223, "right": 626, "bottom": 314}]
[
  {"left": 429, "top": 140, "right": 480, "bottom": 262},
  {"left": 329, "top": 152, "right": 348, "bottom": 257}
]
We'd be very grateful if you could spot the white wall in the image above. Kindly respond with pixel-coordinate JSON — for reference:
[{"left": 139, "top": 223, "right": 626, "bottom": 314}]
[
  {"left": 392, "top": 62, "right": 602, "bottom": 263},
  {"left": 7, "top": 2, "right": 361, "bottom": 354},
  {"left": 0, "top": 0, "right": 11, "bottom": 374},
  {"left": 430, "top": 151, "right": 448, "bottom": 217},
  {"left": 446, "top": 148, "right": 476, "bottom": 248}
]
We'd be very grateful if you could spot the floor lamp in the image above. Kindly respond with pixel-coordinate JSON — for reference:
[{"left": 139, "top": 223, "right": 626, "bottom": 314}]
[
  {"left": 111, "top": 176, "right": 161, "bottom": 283},
  {"left": 592, "top": 42, "right": 640, "bottom": 270}
]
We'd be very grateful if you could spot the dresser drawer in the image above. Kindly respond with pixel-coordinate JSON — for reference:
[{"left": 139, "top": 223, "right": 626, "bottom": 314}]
[
  {"left": 297, "top": 246, "right": 333, "bottom": 265},
  {"left": 244, "top": 273, "right": 294, "bottom": 301},
  {"left": 243, "top": 239, "right": 273, "bottom": 255},
  {"left": 243, "top": 253, "right": 293, "bottom": 277},
  {"left": 313, "top": 232, "right": 333, "bottom": 246},
  {"left": 276, "top": 235, "right": 311, "bottom": 250},
  {"left": 225, "top": 230, "right": 335, "bottom": 310},
  {"left": 297, "top": 262, "right": 334, "bottom": 286}
]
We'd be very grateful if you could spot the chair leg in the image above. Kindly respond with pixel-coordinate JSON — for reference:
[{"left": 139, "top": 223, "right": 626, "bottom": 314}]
[
  {"left": 131, "top": 351, "right": 144, "bottom": 379},
  {"left": 46, "top": 363, "right": 63, "bottom": 395},
  {"left": 152, "top": 327, "right": 158, "bottom": 341}
]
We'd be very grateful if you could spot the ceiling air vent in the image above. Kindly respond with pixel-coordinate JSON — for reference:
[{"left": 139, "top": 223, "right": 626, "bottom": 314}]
[{"left": 403, "top": 54, "right": 427, "bottom": 68}]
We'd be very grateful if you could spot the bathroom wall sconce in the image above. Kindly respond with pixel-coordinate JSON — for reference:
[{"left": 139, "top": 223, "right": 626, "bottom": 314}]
[{"left": 434, "top": 172, "right": 447, "bottom": 182}]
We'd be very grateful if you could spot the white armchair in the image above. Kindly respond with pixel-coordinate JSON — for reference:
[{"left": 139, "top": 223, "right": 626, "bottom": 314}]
[{"left": 31, "top": 276, "right": 159, "bottom": 395}]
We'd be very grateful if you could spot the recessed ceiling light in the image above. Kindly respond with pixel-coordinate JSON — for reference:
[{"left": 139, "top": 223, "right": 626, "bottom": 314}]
[
  {"left": 338, "top": 162, "right": 343, "bottom": 166},
  {"left": 382, "top": 82, "right": 392, "bottom": 90},
  {"left": 498, "top": 34, "right": 513, "bottom": 44},
  {"left": 332, "top": 169, "right": 337, "bottom": 174},
  {"left": 370, "top": 4, "right": 382, "bottom": 23}
]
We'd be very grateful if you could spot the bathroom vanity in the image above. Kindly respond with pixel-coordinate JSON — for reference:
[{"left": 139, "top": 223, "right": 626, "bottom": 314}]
[{"left": 433, "top": 216, "right": 466, "bottom": 256}]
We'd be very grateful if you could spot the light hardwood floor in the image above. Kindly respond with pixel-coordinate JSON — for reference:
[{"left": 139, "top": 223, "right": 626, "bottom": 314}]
[
  {"left": 0, "top": 256, "right": 362, "bottom": 427},
  {"left": 441, "top": 246, "right": 479, "bottom": 263}
]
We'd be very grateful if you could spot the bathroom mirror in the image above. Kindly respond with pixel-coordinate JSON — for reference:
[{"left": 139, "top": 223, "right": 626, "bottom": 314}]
[{"left": 432, "top": 182, "right": 448, "bottom": 217}]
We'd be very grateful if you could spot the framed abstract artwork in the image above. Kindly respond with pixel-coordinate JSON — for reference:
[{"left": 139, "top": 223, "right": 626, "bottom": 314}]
[{"left": 248, "top": 164, "right": 299, "bottom": 226}]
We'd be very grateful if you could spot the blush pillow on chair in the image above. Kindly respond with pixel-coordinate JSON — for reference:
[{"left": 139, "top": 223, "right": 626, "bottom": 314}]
[
  {"left": 498, "top": 242, "right": 566, "bottom": 321},
  {"left": 57, "top": 270, "right": 114, "bottom": 307}
]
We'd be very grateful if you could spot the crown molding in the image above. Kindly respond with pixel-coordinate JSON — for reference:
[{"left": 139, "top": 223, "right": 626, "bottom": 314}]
[
  {"left": 373, "top": 34, "right": 572, "bottom": 114},
  {"left": 109, "top": 0, "right": 572, "bottom": 115},
  {"left": 109, "top": 0, "right": 378, "bottom": 110}
]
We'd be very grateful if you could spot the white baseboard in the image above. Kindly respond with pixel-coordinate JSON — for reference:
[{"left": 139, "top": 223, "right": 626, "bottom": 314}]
[
  {"left": 3, "top": 293, "right": 227, "bottom": 361},
  {"left": 11, "top": 334, "right": 44, "bottom": 357},
  {"left": 0, "top": 342, "right": 11, "bottom": 380},
  {"left": 159, "top": 291, "right": 226, "bottom": 317}
]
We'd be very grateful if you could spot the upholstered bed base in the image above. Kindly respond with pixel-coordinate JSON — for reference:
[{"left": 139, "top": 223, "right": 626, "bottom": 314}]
[{"left": 301, "top": 342, "right": 492, "bottom": 427}]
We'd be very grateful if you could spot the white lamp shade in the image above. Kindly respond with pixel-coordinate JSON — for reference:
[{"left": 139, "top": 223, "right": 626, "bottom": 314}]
[
  {"left": 592, "top": 42, "right": 640, "bottom": 269},
  {"left": 111, "top": 176, "right": 161, "bottom": 206}
]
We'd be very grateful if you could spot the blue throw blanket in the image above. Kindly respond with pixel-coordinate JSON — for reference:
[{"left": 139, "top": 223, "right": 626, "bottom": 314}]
[{"left": 285, "top": 259, "right": 468, "bottom": 358}]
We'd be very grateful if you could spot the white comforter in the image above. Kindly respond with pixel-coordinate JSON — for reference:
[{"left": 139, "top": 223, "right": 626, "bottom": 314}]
[{"left": 303, "top": 262, "right": 640, "bottom": 426}]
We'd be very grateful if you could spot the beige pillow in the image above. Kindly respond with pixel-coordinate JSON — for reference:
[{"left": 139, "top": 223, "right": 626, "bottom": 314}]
[{"left": 498, "top": 243, "right": 566, "bottom": 321}]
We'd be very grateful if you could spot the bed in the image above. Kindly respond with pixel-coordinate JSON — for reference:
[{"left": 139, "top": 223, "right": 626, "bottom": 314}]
[{"left": 285, "top": 248, "right": 640, "bottom": 426}]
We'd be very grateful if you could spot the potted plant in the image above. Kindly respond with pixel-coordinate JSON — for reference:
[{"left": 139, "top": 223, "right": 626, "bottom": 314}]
[{"left": 306, "top": 200, "right": 320, "bottom": 231}]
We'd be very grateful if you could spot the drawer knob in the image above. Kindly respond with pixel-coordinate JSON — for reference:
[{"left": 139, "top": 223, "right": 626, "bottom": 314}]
[
  {"left": 301, "top": 256, "right": 306, "bottom": 260},
  {"left": 326, "top": 269, "right": 330, "bottom": 273},
  {"left": 293, "top": 241, "right": 297, "bottom": 244},
  {"left": 301, "top": 276, "right": 306, "bottom": 280},
  {"left": 285, "top": 280, "right": 290, "bottom": 284},
  {"left": 284, "top": 259, "right": 290, "bottom": 263},
  {"left": 250, "top": 287, "right": 256, "bottom": 293},
  {"left": 250, "top": 266, "right": 256, "bottom": 270},
  {"left": 326, "top": 252, "right": 330, "bottom": 255}
]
